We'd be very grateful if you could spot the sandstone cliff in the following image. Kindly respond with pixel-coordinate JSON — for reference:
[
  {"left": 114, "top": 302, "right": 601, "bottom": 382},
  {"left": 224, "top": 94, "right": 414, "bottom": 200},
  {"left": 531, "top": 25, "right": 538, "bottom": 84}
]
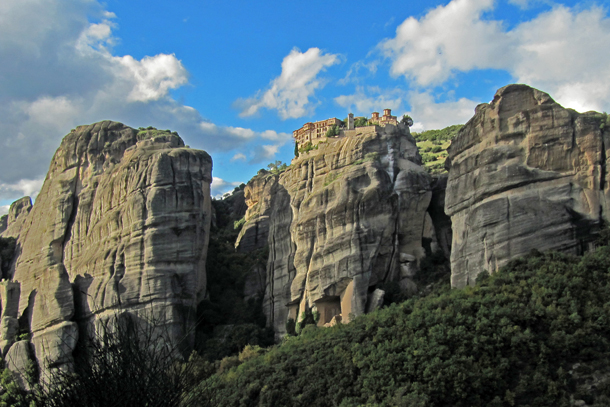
[
  {"left": 1, "top": 121, "right": 212, "bottom": 377},
  {"left": 446, "top": 84, "right": 609, "bottom": 287},
  {"left": 237, "top": 124, "right": 438, "bottom": 335},
  {"left": 0, "top": 196, "right": 32, "bottom": 240}
]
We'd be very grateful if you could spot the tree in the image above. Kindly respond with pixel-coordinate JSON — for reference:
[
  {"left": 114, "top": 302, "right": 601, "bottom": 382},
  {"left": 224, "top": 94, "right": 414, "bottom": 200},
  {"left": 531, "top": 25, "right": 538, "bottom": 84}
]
[
  {"left": 401, "top": 114, "right": 414, "bottom": 127},
  {"left": 294, "top": 142, "right": 299, "bottom": 158},
  {"left": 325, "top": 125, "right": 339, "bottom": 138},
  {"left": 267, "top": 161, "right": 288, "bottom": 175},
  {"left": 354, "top": 117, "right": 369, "bottom": 127}
]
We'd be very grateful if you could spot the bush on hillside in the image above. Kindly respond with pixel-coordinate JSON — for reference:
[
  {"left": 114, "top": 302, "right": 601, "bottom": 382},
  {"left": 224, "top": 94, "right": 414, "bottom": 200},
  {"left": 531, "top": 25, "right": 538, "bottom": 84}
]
[{"left": 202, "top": 244, "right": 610, "bottom": 406}]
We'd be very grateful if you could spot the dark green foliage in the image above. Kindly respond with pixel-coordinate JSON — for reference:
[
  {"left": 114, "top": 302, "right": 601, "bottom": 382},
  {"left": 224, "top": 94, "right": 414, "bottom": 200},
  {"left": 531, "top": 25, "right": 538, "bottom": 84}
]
[
  {"left": 294, "top": 142, "right": 299, "bottom": 158},
  {"left": 30, "top": 314, "right": 207, "bottom": 407},
  {"left": 354, "top": 117, "right": 369, "bottom": 127},
  {"left": 325, "top": 125, "right": 340, "bottom": 137},
  {"left": 421, "top": 153, "right": 437, "bottom": 162},
  {"left": 401, "top": 114, "right": 414, "bottom": 127},
  {"left": 285, "top": 318, "right": 296, "bottom": 336},
  {"left": 197, "top": 196, "right": 274, "bottom": 362},
  {"left": 412, "top": 124, "right": 464, "bottom": 143},
  {"left": 0, "top": 237, "right": 16, "bottom": 278},
  {"left": 203, "top": 246, "right": 610, "bottom": 406}
]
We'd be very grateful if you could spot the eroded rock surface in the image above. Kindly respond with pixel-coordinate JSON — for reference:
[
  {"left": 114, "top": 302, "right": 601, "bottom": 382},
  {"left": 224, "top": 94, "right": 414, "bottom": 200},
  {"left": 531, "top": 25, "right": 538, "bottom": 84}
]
[
  {"left": 0, "top": 196, "right": 32, "bottom": 239},
  {"left": 446, "top": 84, "right": 609, "bottom": 287},
  {"left": 237, "top": 124, "right": 435, "bottom": 335},
  {"left": 2, "top": 121, "right": 212, "bottom": 377}
]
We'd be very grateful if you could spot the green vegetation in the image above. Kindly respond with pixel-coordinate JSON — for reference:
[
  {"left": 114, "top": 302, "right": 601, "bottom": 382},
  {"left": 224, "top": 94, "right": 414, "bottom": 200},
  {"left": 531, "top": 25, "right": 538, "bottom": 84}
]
[
  {"left": 411, "top": 124, "right": 464, "bottom": 143},
  {"left": 353, "top": 152, "right": 380, "bottom": 166},
  {"left": 354, "top": 117, "right": 370, "bottom": 127},
  {"left": 401, "top": 114, "right": 414, "bottom": 127},
  {"left": 298, "top": 142, "right": 318, "bottom": 154},
  {"left": 266, "top": 161, "right": 288, "bottom": 175},
  {"left": 200, "top": 240, "right": 610, "bottom": 406},
  {"left": 198, "top": 192, "right": 274, "bottom": 362},
  {"left": 325, "top": 124, "right": 340, "bottom": 138},
  {"left": 136, "top": 126, "right": 179, "bottom": 139},
  {"left": 323, "top": 171, "right": 342, "bottom": 187},
  {"left": 294, "top": 142, "right": 299, "bottom": 158},
  {"left": 233, "top": 217, "right": 246, "bottom": 230},
  {"left": 412, "top": 124, "right": 463, "bottom": 174}
]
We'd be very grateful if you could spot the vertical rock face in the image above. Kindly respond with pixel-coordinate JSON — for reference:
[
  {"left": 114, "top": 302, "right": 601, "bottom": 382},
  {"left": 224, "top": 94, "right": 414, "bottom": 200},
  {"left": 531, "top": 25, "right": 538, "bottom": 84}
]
[
  {"left": 446, "top": 84, "right": 609, "bottom": 287},
  {"left": 237, "top": 124, "right": 435, "bottom": 335},
  {"left": 3, "top": 121, "right": 212, "bottom": 375},
  {"left": 0, "top": 196, "right": 33, "bottom": 239}
]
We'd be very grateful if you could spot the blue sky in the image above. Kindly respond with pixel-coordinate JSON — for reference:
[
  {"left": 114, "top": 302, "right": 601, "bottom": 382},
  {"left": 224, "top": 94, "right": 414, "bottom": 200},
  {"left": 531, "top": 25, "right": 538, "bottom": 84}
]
[{"left": 1, "top": 0, "right": 609, "bottom": 213}]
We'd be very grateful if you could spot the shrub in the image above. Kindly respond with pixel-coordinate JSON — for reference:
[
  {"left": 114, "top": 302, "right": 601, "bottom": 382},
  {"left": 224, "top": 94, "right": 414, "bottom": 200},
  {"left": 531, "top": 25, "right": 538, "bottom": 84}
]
[
  {"left": 204, "top": 244, "right": 610, "bottom": 406},
  {"left": 31, "top": 313, "right": 208, "bottom": 407}
]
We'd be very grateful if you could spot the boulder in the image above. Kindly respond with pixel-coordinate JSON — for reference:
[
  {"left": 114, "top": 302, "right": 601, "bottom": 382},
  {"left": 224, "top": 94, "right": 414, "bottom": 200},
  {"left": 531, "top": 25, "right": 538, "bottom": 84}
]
[{"left": 4, "top": 340, "right": 34, "bottom": 390}]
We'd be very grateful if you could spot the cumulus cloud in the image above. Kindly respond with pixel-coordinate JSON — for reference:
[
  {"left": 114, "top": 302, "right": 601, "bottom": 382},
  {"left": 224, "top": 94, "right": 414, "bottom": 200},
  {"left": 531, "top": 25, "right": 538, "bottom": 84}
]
[
  {"left": 379, "top": 0, "right": 510, "bottom": 86},
  {"left": 0, "top": 206, "right": 9, "bottom": 217},
  {"left": 334, "top": 86, "right": 403, "bottom": 115},
  {"left": 379, "top": 0, "right": 610, "bottom": 112},
  {"left": 237, "top": 47, "right": 340, "bottom": 119},
  {"left": 404, "top": 92, "right": 479, "bottom": 132},
  {"left": 0, "top": 0, "right": 287, "bottom": 202}
]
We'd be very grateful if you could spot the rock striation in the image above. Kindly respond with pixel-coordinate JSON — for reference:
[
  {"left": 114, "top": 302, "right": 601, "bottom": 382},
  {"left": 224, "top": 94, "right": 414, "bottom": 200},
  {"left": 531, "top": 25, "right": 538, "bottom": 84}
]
[
  {"left": 446, "top": 84, "right": 610, "bottom": 287},
  {"left": 237, "top": 124, "right": 437, "bottom": 335},
  {"left": 0, "top": 196, "right": 32, "bottom": 239},
  {"left": 1, "top": 121, "right": 212, "bottom": 377}
]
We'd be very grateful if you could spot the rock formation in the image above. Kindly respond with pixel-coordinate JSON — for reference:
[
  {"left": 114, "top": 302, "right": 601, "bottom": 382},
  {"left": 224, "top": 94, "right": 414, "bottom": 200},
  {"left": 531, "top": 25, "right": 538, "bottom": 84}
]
[
  {"left": 0, "top": 196, "right": 32, "bottom": 239},
  {"left": 1, "top": 121, "right": 212, "bottom": 378},
  {"left": 446, "top": 84, "right": 609, "bottom": 287},
  {"left": 237, "top": 124, "right": 437, "bottom": 335}
]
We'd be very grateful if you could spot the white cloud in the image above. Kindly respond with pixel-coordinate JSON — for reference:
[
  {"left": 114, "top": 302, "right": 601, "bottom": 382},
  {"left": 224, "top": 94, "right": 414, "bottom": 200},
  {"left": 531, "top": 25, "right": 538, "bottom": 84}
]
[
  {"left": 0, "top": 178, "right": 44, "bottom": 202},
  {"left": 237, "top": 47, "right": 340, "bottom": 119},
  {"left": 116, "top": 54, "right": 189, "bottom": 102},
  {"left": 404, "top": 92, "right": 479, "bottom": 131},
  {"left": 379, "top": 0, "right": 610, "bottom": 112},
  {"left": 231, "top": 153, "right": 246, "bottom": 162},
  {"left": 211, "top": 177, "right": 242, "bottom": 198},
  {"left": 335, "top": 86, "right": 403, "bottom": 116},
  {"left": 0, "top": 0, "right": 287, "bottom": 203},
  {"left": 0, "top": 206, "right": 9, "bottom": 217},
  {"left": 379, "top": 0, "right": 511, "bottom": 86}
]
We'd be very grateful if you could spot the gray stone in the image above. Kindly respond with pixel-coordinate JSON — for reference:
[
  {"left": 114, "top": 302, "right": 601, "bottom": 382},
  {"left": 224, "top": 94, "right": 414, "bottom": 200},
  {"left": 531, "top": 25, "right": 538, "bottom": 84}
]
[
  {"left": 3, "top": 121, "right": 213, "bottom": 374},
  {"left": 0, "top": 197, "right": 32, "bottom": 239},
  {"left": 239, "top": 124, "right": 434, "bottom": 336},
  {"left": 366, "top": 289, "right": 385, "bottom": 313},
  {"left": 446, "top": 84, "right": 608, "bottom": 287},
  {"left": 5, "top": 340, "right": 34, "bottom": 390}
]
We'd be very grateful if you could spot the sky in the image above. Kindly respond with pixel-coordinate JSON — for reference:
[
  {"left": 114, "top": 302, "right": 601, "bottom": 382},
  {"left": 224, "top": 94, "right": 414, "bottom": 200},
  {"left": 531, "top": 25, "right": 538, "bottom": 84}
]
[{"left": 1, "top": 0, "right": 610, "bottom": 214}]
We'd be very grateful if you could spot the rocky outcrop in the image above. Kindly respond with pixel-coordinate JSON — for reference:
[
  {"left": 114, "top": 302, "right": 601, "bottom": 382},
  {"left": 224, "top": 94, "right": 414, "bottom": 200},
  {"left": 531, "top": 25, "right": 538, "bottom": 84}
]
[
  {"left": 2, "top": 121, "right": 212, "bottom": 377},
  {"left": 0, "top": 196, "right": 32, "bottom": 239},
  {"left": 235, "top": 171, "right": 279, "bottom": 253},
  {"left": 446, "top": 84, "right": 609, "bottom": 287},
  {"left": 237, "top": 124, "right": 436, "bottom": 335}
]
